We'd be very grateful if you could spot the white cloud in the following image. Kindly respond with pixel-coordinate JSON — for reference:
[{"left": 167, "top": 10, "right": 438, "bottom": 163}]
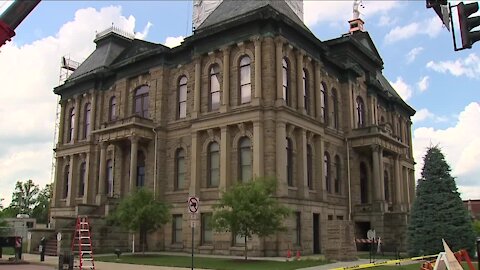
[
  {"left": 0, "top": 6, "right": 148, "bottom": 206},
  {"left": 426, "top": 53, "right": 480, "bottom": 79},
  {"left": 164, "top": 36, "right": 184, "bottom": 48},
  {"left": 412, "top": 108, "right": 434, "bottom": 124},
  {"left": 406, "top": 47, "right": 423, "bottom": 64},
  {"left": 385, "top": 17, "right": 443, "bottom": 44},
  {"left": 135, "top": 22, "right": 153, "bottom": 40},
  {"left": 378, "top": 15, "right": 397, "bottom": 27},
  {"left": 413, "top": 102, "right": 480, "bottom": 199},
  {"left": 417, "top": 76, "right": 429, "bottom": 92},
  {"left": 389, "top": 77, "right": 412, "bottom": 101}
]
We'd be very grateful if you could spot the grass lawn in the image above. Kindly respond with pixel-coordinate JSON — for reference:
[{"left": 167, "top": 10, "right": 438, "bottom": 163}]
[{"left": 96, "top": 254, "right": 329, "bottom": 270}]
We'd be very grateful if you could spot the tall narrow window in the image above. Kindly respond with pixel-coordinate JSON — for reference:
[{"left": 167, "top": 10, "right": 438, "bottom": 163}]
[
  {"left": 172, "top": 214, "right": 182, "bottom": 244},
  {"left": 384, "top": 170, "right": 390, "bottom": 202},
  {"left": 134, "top": 85, "right": 149, "bottom": 118},
  {"left": 282, "top": 58, "right": 289, "bottom": 104},
  {"left": 208, "top": 142, "right": 220, "bottom": 187},
  {"left": 106, "top": 159, "right": 113, "bottom": 196},
  {"left": 175, "top": 148, "right": 185, "bottom": 190},
  {"left": 360, "top": 162, "right": 368, "bottom": 203},
  {"left": 286, "top": 138, "right": 294, "bottom": 187},
  {"left": 178, "top": 76, "right": 187, "bottom": 119},
  {"left": 356, "top": 96, "right": 365, "bottom": 128},
  {"left": 83, "top": 103, "right": 91, "bottom": 139},
  {"left": 320, "top": 83, "right": 328, "bottom": 124},
  {"left": 68, "top": 107, "right": 75, "bottom": 142},
  {"left": 201, "top": 213, "right": 213, "bottom": 244},
  {"left": 137, "top": 151, "right": 145, "bottom": 187},
  {"left": 209, "top": 64, "right": 221, "bottom": 111},
  {"left": 294, "top": 212, "right": 301, "bottom": 245},
  {"left": 324, "top": 152, "right": 331, "bottom": 192},
  {"left": 307, "top": 145, "right": 313, "bottom": 189},
  {"left": 109, "top": 96, "right": 117, "bottom": 121},
  {"left": 79, "top": 162, "right": 86, "bottom": 197},
  {"left": 303, "top": 69, "right": 309, "bottom": 113},
  {"left": 63, "top": 165, "right": 70, "bottom": 199},
  {"left": 239, "top": 137, "right": 252, "bottom": 182},
  {"left": 332, "top": 89, "right": 339, "bottom": 129},
  {"left": 334, "top": 155, "right": 341, "bottom": 194},
  {"left": 239, "top": 56, "right": 251, "bottom": 104}
]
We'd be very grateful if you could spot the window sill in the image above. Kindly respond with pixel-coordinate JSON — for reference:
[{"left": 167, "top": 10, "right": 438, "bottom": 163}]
[
  {"left": 200, "top": 187, "right": 219, "bottom": 192},
  {"left": 287, "top": 186, "right": 298, "bottom": 191},
  {"left": 165, "top": 190, "right": 189, "bottom": 195},
  {"left": 170, "top": 243, "right": 184, "bottom": 249},
  {"left": 198, "top": 245, "right": 214, "bottom": 250}
]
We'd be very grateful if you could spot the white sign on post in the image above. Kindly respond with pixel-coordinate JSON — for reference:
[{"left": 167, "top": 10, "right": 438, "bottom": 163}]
[{"left": 367, "top": 229, "right": 376, "bottom": 240}]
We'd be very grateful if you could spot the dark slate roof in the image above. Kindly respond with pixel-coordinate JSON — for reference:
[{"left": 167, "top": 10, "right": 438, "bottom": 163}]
[
  {"left": 377, "top": 71, "right": 402, "bottom": 100},
  {"left": 197, "top": 0, "right": 308, "bottom": 32}
]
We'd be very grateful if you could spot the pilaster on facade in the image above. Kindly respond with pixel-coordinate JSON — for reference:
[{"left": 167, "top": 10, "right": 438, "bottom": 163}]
[
  {"left": 219, "top": 126, "right": 230, "bottom": 193},
  {"left": 318, "top": 137, "right": 327, "bottom": 200},
  {"left": 275, "top": 120, "right": 287, "bottom": 196},
  {"left": 58, "top": 100, "right": 66, "bottom": 146},
  {"left": 394, "top": 154, "right": 403, "bottom": 208},
  {"left": 220, "top": 46, "right": 230, "bottom": 113},
  {"left": 73, "top": 96, "right": 81, "bottom": 143},
  {"left": 189, "top": 131, "right": 200, "bottom": 196},
  {"left": 314, "top": 62, "right": 322, "bottom": 122},
  {"left": 90, "top": 91, "right": 97, "bottom": 139},
  {"left": 296, "top": 50, "right": 305, "bottom": 113},
  {"left": 66, "top": 154, "right": 76, "bottom": 207},
  {"left": 96, "top": 141, "right": 108, "bottom": 205},
  {"left": 298, "top": 129, "right": 308, "bottom": 198},
  {"left": 192, "top": 58, "right": 202, "bottom": 119},
  {"left": 275, "top": 38, "right": 284, "bottom": 105},
  {"left": 252, "top": 121, "right": 264, "bottom": 178},
  {"left": 83, "top": 152, "right": 91, "bottom": 204},
  {"left": 129, "top": 136, "right": 139, "bottom": 193},
  {"left": 252, "top": 36, "right": 262, "bottom": 102},
  {"left": 371, "top": 145, "right": 382, "bottom": 203}
]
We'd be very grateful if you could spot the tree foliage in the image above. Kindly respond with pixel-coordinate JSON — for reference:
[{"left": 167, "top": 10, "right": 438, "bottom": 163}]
[
  {"left": 473, "top": 220, "right": 480, "bottom": 237},
  {"left": 108, "top": 188, "right": 170, "bottom": 252},
  {"left": 9, "top": 179, "right": 39, "bottom": 217},
  {"left": 211, "top": 178, "right": 291, "bottom": 260},
  {"left": 31, "top": 184, "right": 52, "bottom": 224},
  {"left": 407, "top": 146, "right": 475, "bottom": 256}
]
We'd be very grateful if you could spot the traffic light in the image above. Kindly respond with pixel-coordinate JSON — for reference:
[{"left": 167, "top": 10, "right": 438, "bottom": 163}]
[
  {"left": 457, "top": 2, "right": 480, "bottom": 49},
  {"left": 426, "top": 0, "right": 450, "bottom": 31}
]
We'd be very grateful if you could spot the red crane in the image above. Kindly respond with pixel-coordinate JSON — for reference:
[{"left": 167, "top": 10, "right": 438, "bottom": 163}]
[{"left": 0, "top": 0, "right": 40, "bottom": 47}]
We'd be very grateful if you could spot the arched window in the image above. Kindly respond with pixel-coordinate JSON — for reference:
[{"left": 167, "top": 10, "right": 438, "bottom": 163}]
[
  {"left": 63, "top": 165, "right": 70, "bottom": 198},
  {"left": 208, "top": 142, "right": 220, "bottom": 187},
  {"left": 83, "top": 103, "right": 91, "bottom": 139},
  {"left": 307, "top": 144, "right": 313, "bottom": 189},
  {"left": 286, "top": 138, "right": 294, "bottom": 187},
  {"left": 178, "top": 76, "right": 188, "bottom": 119},
  {"left": 68, "top": 107, "right": 75, "bottom": 143},
  {"left": 109, "top": 96, "right": 117, "bottom": 121},
  {"left": 106, "top": 159, "right": 113, "bottom": 196},
  {"left": 332, "top": 89, "right": 339, "bottom": 129},
  {"left": 136, "top": 151, "right": 145, "bottom": 187},
  {"left": 303, "top": 69, "right": 309, "bottom": 113},
  {"left": 209, "top": 64, "right": 221, "bottom": 111},
  {"left": 282, "top": 57, "right": 289, "bottom": 105},
  {"left": 175, "top": 148, "right": 185, "bottom": 190},
  {"left": 134, "top": 85, "right": 149, "bottom": 118},
  {"left": 239, "top": 137, "right": 252, "bottom": 182},
  {"left": 320, "top": 83, "right": 328, "bottom": 124},
  {"left": 360, "top": 162, "right": 368, "bottom": 203},
  {"left": 78, "top": 162, "right": 86, "bottom": 197},
  {"left": 334, "top": 155, "right": 341, "bottom": 194},
  {"left": 324, "top": 152, "right": 331, "bottom": 192},
  {"left": 384, "top": 170, "right": 389, "bottom": 202},
  {"left": 356, "top": 96, "right": 365, "bottom": 128},
  {"left": 239, "top": 56, "right": 251, "bottom": 104}
]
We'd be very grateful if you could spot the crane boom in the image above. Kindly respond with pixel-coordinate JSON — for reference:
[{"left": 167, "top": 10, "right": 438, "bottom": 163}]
[{"left": 0, "top": 0, "right": 41, "bottom": 47}]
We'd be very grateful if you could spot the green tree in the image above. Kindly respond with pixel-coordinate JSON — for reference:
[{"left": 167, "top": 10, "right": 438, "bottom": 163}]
[
  {"left": 9, "top": 179, "right": 39, "bottom": 217},
  {"left": 407, "top": 146, "right": 475, "bottom": 256},
  {"left": 108, "top": 188, "right": 170, "bottom": 253},
  {"left": 211, "top": 178, "right": 291, "bottom": 260},
  {"left": 473, "top": 220, "right": 480, "bottom": 237},
  {"left": 31, "top": 184, "right": 52, "bottom": 224}
]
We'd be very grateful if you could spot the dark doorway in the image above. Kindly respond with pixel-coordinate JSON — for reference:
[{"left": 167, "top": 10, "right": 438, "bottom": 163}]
[
  {"left": 355, "top": 221, "right": 371, "bottom": 251},
  {"left": 313, "top": 213, "right": 320, "bottom": 254}
]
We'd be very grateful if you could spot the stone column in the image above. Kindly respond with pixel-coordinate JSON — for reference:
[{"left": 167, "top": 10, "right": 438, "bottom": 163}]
[
  {"left": 394, "top": 155, "right": 402, "bottom": 206},
  {"left": 57, "top": 101, "right": 66, "bottom": 145},
  {"left": 220, "top": 126, "right": 230, "bottom": 193},
  {"left": 253, "top": 37, "right": 262, "bottom": 99},
  {"left": 51, "top": 157, "right": 62, "bottom": 208},
  {"left": 73, "top": 96, "right": 81, "bottom": 142},
  {"left": 221, "top": 47, "right": 230, "bottom": 112},
  {"left": 66, "top": 155, "right": 75, "bottom": 207},
  {"left": 318, "top": 137, "right": 326, "bottom": 200},
  {"left": 371, "top": 145, "right": 382, "bottom": 202},
  {"left": 253, "top": 121, "right": 264, "bottom": 178},
  {"left": 96, "top": 142, "right": 107, "bottom": 204},
  {"left": 298, "top": 129, "right": 308, "bottom": 198},
  {"left": 379, "top": 150, "right": 385, "bottom": 201},
  {"left": 193, "top": 58, "right": 201, "bottom": 118},
  {"left": 275, "top": 38, "right": 283, "bottom": 104},
  {"left": 129, "top": 136, "right": 139, "bottom": 192},
  {"left": 275, "top": 120, "right": 287, "bottom": 196},
  {"left": 83, "top": 152, "right": 90, "bottom": 204},
  {"left": 190, "top": 131, "right": 200, "bottom": 196},
  {"left": 90, "top": 92, "right": 97, "bottom": 136},
  {"left": 314, "top": 62, "right": 322, "bottom": 121},
  {"left": 296, "top": 51, "right": 305, "bottom": 112}
]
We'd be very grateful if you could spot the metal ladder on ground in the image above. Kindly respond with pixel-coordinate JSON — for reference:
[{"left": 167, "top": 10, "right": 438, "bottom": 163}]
[{"left": 71, "top": 216, "right": 95, "bottom": 270}]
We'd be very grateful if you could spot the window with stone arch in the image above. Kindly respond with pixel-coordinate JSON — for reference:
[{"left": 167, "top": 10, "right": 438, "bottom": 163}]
[
  {"left": 109, "top": 96, "right": 117, "bottom": 121},
  {"left": 137, "top": 151, "right": 146, "bottom": 187},
  {"left": 356, "top": 96, "right": 365, "bottom": 128},
  {"left": 332, "top": 88, "right": 339, "bottom": 129},
  {"left": 175, "top": 148, "right": 186, "bottom": 190},
  {"left": 324, "top": 151, "right": 331, "bottom": 192},
  {"left": 78, "top": 162, "right": 86, "bottom": 197},
  {"left": 63, "top": 164, "right": 69, "bottom": 199},
  {"left": 307, "top": 144, "right": 313, "bottom": 190},
  {"left": 303, "top": 68, "right": 310, "bottom": 113},
  {"left": 106, "top": 159, "right": 113, "bottom": 196},
  {"left": 282, "top": 57, "right": 290, "bottom": 105},
  {"left": 239, "top": 55, "right": 251, "bottom": 104},
  {"left": 134, "top": 85, "right": 149, "bottom": 118},
  {"left": 334, "top": 155, "right": 341, "bottom": 194},
  {"left": 83, "top": 103, "right": 91, "bottom": 139},
  {"left": 286, "top": 137, "right": 294, "bottom": 187},
  {"left": 209, "top": 64, "right": 221, "bottom": 111},
  {"left": 360, "top": 162, "right": 368, "bottom": 204},
  {"left": 178, "top": 76, "right": 188, "bottom": 119},
  {"left": 68, "top": 107, "right": 75, "bottom": 143},
  {"left": 384, "top": 170, "right": 390, "bottom": 202},
  {"left": 320, "top": 82, "right": 328, "bottom": 124},
  {"left": 238, "top": 137, "right": 252, "bottom": 182},
  {"left": 207, "top": 142, "right": 220, "bottom": 187}
]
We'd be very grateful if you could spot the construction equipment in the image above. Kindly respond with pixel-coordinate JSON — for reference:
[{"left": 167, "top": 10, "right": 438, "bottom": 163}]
[
  {"left": 71, "top": 216, "right": 95, "bottom": 270},
  {"left": 0, "top": 0, "right": 41, "bottom": 47}
]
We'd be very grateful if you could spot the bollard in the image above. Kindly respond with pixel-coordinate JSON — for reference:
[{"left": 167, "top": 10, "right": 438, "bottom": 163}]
[{"left": 39, "top": 237, "right": 46, "bottom": 262}]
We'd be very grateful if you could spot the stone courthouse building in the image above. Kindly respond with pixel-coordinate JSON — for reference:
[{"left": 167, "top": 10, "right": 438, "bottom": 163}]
[{"left": 50, "top": 0, "right": 416, "bottom": 258}]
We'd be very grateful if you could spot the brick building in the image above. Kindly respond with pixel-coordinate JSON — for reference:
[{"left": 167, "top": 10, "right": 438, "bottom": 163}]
[{"left": 50, "top": 0, "right": 416, "bottom": 257}]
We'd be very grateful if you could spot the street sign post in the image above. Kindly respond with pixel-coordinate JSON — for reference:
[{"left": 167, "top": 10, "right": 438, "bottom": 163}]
[{"left": 187, "top": 196, "right": 199, "bottom": 270}]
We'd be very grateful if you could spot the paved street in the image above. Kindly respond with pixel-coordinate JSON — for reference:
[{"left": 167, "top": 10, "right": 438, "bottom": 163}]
[{"left": 0, "top": 265, "right": 54, "bottom": 270}]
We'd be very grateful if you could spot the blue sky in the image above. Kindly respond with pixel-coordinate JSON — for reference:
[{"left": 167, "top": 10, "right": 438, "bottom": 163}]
[{"left": 0, "top": 0, "right": 479, "bottom": 206}]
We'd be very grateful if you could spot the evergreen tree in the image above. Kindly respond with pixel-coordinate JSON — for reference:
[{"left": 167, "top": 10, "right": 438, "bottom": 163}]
[{"left": 407, "top": 146, "right": 475, "bottom": 256}]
